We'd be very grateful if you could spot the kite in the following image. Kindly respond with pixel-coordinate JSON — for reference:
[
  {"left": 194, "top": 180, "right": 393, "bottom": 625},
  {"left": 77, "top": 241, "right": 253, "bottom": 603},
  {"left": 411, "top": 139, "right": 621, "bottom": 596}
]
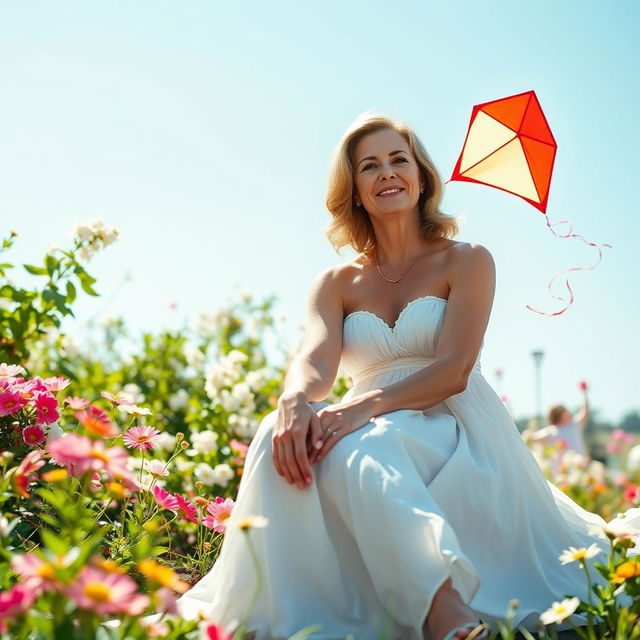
[{"left": 445, "top": 89, "right": 610, "bottom": 316}]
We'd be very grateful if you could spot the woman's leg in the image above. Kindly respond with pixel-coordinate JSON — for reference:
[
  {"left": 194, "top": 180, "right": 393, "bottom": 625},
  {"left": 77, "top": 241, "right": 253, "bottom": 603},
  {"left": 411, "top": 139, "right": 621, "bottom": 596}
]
[{"left": 423, "top": 577, "right": 482, "bottom": 640}]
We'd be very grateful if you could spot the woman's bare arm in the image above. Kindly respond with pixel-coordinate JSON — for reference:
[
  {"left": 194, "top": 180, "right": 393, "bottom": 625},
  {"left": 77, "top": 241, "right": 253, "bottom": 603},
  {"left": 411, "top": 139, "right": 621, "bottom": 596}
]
[{"left": 280, "top": 266, "right": 344, "bottom": 402}]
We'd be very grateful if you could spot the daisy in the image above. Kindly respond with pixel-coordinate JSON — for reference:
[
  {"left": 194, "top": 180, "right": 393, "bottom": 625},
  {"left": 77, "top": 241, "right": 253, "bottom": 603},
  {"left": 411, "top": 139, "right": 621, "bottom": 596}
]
[
  {"left": 540, "top": 597, "right": 580, "bottom": 625},
  {"left": 11, "top": 553, "right": 67, "bottom": 590},
  {"left": 100, "top": 390, "right": 130, "bottom": 406},
  {"left": 66, "top": 566, "right": 149, "bottom": 616},
  {"left": 152, "top": 485, "right": 180, "bottom": 511},
  {"left": 22, "top": 424, "right": 46, "bottom": 446},
  {"left": 146, "top": 459, "right": 169, "bottom": 477},
  {"left": 203, "top": 497, "right": 235, "bottom": 533},
  {"left": 123, "top": 426, "right": 161, "bottom": 451},
  {"left": 558, "top": 543, "right": 602, "bottom": 565},
  {"left": 227, "top": 513, "right": 268, "bottom": 531}
]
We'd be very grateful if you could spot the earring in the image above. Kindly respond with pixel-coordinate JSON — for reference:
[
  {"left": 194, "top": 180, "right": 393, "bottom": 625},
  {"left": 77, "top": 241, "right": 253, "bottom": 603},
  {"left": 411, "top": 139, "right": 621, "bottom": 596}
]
[{"left": 355, "top": 201, "right": 361, "bottom": 207}]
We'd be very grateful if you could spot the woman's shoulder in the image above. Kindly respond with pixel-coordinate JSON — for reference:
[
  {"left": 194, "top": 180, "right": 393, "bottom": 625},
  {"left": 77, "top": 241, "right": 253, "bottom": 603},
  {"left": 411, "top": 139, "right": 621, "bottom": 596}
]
[{"left": 445, "top": 240, "right": 495, "bottom": 272}]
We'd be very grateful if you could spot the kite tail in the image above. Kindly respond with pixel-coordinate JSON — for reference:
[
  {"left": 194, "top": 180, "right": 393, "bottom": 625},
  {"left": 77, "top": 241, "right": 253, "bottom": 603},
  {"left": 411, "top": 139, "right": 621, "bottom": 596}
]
[{"left": 526, "top": 214, "right": 612, "bottom": 317}]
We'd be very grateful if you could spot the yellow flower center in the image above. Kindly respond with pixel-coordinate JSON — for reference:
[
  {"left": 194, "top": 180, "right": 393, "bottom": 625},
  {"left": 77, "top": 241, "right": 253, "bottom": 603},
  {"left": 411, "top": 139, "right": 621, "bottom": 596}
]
[
  {"left": 37, "top": 564, "right": 56, "bottom": 580},
  {"left": 90, "top": 450, "right": 110, "bottom": 464},
  {"left": 83, "top": 582, "right": 112, "bottom": 603}
]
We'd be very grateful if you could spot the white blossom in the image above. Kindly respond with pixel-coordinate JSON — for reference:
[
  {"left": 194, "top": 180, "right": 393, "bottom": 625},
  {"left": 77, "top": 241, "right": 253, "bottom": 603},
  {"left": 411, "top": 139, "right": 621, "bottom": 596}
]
[
  {"left": 154, "top": 432, "right": 177, "bottom": 452},
  {"left": 211, "top": 463, "right": 234, "bottom": 488},
  {"left": 168, "top": 389, "right": 189, "bottom": 411},
  {"left": 190, "top": 430, "right": 219, "bottom": 454},
  {"left": 194, "top": 462, "right": 216, "bottom": 486}
]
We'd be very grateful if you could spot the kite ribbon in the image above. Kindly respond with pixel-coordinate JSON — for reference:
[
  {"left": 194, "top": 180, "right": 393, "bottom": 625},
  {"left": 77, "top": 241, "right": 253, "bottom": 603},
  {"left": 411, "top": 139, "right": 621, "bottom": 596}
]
[{"left": 526, "top": 214, "right": 612, "bottom": 317}]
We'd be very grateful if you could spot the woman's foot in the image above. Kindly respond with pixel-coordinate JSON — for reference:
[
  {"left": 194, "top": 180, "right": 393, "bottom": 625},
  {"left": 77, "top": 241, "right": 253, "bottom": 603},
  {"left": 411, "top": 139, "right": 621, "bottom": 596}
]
[{"left": 423, "top": 577, "right": 483, "bottom": 640}]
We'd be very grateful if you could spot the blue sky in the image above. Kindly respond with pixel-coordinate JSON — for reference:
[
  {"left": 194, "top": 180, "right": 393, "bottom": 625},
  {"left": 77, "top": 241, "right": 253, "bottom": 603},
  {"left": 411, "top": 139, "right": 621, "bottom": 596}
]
[{"left": 1, "top": 1, "right": 638, "bottom": 424}]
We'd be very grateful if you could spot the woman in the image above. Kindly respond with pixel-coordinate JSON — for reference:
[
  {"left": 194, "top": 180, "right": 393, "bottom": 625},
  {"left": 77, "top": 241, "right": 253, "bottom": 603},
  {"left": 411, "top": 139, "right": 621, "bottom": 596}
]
[{"left": 177, "top": 112, "right": 630, "bottom": 640}]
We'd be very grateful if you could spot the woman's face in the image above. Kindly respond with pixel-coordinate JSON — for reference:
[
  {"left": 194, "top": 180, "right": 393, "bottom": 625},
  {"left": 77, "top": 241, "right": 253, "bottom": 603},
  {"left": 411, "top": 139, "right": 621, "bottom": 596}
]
[{"left": 352, "top": 128, "right": 425, "bottom": 218}]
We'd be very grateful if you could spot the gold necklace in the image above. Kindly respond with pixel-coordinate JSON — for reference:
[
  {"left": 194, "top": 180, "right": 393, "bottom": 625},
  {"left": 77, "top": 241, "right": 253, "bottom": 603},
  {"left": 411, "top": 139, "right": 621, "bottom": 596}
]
[{"left": 374, "top": 246, "right": 427, "bottom": 284}]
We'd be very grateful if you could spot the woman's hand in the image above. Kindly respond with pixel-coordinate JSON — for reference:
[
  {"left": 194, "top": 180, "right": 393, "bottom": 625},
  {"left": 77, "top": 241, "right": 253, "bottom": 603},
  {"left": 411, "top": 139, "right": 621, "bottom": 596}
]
[
  {"left": 272, "top": 392, "right": 324, "bottom": 489},
  {"left": 309, "top": 394, "right": 377, "bottom": 464}
]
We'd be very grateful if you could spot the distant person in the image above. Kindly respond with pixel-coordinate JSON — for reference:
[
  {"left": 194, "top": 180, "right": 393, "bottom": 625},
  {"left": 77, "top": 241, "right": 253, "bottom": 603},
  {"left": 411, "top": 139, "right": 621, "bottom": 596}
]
[{"left": 530, "top": 382, "right": 590, "bottom": 472}]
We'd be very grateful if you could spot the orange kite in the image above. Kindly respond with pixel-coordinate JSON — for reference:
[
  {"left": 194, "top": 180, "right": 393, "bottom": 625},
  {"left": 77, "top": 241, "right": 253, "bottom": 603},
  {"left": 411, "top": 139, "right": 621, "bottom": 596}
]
[{"left": 446, "top": 90, "right": 610, "bottom": 316}]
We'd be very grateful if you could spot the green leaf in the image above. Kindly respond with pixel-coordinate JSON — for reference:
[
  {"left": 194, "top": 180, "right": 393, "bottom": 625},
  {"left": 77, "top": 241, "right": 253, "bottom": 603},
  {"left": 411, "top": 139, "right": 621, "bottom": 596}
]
[
  {"left": 41, "top": 528, "right": 69, "bottom": 556},
  {"left": 66, "top": 281, "right": 76, "bottom": 304},
  {"left": 24, "top": 264, "right": 48, "bottom": 276}
]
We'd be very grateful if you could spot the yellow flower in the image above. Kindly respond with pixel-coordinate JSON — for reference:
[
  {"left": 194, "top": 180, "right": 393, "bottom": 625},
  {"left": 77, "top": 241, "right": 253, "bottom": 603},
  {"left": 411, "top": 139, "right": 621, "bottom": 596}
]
[
  {"left": 138, "top": 559, "right": 189, "bottom": 593},
  {"left": 610, "top": 560, "right": 640, "bottom": 584},
  {"left": 41, "top": 469, "right": 68, "bottom": 482}
]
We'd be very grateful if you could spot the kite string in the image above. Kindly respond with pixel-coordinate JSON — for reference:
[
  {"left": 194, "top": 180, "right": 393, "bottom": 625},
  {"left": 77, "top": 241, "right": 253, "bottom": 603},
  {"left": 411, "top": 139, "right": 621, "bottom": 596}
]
[{"left": 526, "top": 213, "right": 612, "bottom": 316}]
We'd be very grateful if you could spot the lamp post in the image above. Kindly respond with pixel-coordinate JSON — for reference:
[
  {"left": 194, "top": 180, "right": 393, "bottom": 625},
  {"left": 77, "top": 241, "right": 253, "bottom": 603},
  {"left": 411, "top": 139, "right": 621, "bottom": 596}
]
[{"left": 531, "top": 350, "right": 545, "bottom": 429}]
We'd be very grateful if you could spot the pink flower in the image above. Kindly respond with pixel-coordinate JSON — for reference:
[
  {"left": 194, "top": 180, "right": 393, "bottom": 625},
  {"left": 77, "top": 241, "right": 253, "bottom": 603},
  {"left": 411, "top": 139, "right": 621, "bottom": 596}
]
[
  {"left": 75, "top": 404, "right": 119, "bottom": 438},
  {"left": 612, "top": 429, "right": 627, "bottom": 441},
  {"left": 578, "top": 380, "right": 588, "bottom": 391},
  {"left": 0, "top": 583, "right": 36, "bottom": 621},
  {"left": 47, "top": 434, "right": 131, "bottom": 480},
  {"left": 624, "top": 433, "right": 636, "bottom": 445},
  {"left": 0, "top": 363, "right": 26, "bottom": 378},
  {"left": 229, "top": 439, "right": 249, "bottom": 456},
  {"left": 64, "top": 396, "right": 90, "bottom": 410},
  {"left": 66, "top": 566, "right": 149, "bottom": 616},
  {"left": 175, "top": 493, "right": 198, "bottom": 523},
  {"left": 202, "top": 497, "right": 235, "bottom": 532},
  {"left": 0, "top": 388, "right": 28, "bottom": 416},
  {"left": 205, "top": 623, "right": 233, "bottom": 640},
  {"left": 152, "top": 485, "right": 179, "bottom": 511},
  {"left": 34, "top": 391, "right": 59, "bottom": 425},
  {"left": 123, "top": 426, "right": 161, "bottom": 451},
  {"left": 146, "top": 460, "right": 169, "bottom": 477},
  {"left": 13, "top": 450, "right": 45, "bottom": 498},
  {"left": 22, "top": 424, "right": 46, "bottom": 446},
  {"left": 624, "top": 486, "right": 640, "bottom": 504},
  {"left": 153, "top": 587, "right": 178, "bottom": 614},
  {"left": 11, "top": 553, "right": 63, "bottom": 591},
  {"left": 607, "top": 442, "right": 622, "bottom": 454},
  {"left": 100, "top": 390, "right": 130, "bottom": 406},
  {"left": 41, "top": 376, "right": 70, "bottom": 392}
]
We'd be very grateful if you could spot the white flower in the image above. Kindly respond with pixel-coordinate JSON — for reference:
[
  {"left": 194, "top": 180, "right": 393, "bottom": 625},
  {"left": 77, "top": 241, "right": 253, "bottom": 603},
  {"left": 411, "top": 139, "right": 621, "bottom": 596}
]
[
  {"left": 154, "top": 432, "right": 177, "bottom": 452},
  {"left": 211, "top": 463, "right": 234, "bottom": 488},
  {"left": 168, "top": 389, "right": 189, "bottom": 411},
  {"left": 245, "top": 369, "right": 268, "bottom": 390},
  {"left": 558, "top": 543, "right": 602, "bottom": 565},
  {"left": 226, "top": 513, "right": 269, "bottom": 530},
  {"left": 627, "top": 445, "right": 640, "bottom": 473},
  {"left": 76, "top": 246, "right": 94, "bottom": 262},
  {"left": 121, "top": 383, "right": 144, "bottom": 405},
  {"left": 184, "top": 344, "right": 205, "bottom": 370},
  {"left": 146, "top": 459, "right": 170, "bottom": 477},
  {"left": 118, "top": 404, "right": 152, "bottom": 417},
  {"left": 190, "top": 430, "right": 219, "bottom": 454},
  {"left": 540, "top": 597, "right": 580, "bottom": 625},
  {"left": 0, "top": 363, "right": 26, "bottom": 377},
  {"left": 588, "top": 510, "right": 640, "bottom": 542},
  {"left": 194, "top": 462, "right": 216, "bottom": 486},
  {"left": 175, "top": 458, "right": 195, "bottom": 473},
  {"left": 220, "top": 389, "right": 242, "bottom": 413},
  {"left": 73, "top": 223, "right": 94, "bottom": 242}
]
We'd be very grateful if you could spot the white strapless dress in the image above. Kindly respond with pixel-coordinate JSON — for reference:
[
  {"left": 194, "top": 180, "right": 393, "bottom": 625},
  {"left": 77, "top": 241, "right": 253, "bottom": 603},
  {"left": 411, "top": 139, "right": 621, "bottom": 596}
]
[{"left": 177, "top": 295, "right": 637, "bottom": 639}]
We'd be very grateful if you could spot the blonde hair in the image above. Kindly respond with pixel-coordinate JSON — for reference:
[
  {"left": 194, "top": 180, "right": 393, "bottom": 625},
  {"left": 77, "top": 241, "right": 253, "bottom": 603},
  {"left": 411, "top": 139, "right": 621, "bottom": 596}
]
[{"left": 324, "top": 110, "right": 459, "bottom": 256}]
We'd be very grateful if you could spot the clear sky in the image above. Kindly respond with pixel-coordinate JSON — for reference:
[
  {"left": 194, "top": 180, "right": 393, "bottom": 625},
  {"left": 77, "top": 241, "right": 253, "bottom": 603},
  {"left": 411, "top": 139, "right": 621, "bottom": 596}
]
[{"left": 1, "top": 1, "right": 638, "bottom": 424}]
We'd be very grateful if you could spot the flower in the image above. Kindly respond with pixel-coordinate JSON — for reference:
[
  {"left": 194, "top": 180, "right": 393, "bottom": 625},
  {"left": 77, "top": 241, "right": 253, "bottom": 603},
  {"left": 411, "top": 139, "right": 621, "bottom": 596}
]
[
  {"left": 152, "top": 485, "right": 180, "bottom": 511},
  {"left": 22, "top": 424, "right": 46, "bottom": 446},
  {"left": 138, "top": 559, "right": 189, "bottom": 593},
  {"left": 100, "top": 390, "right": 130, "bottom": 406},
  {"left": 0, "top": 363, "right": 26, "bottom": 378},
  {"left": 118, "top": 403, "right": 152, "bottom": 417},
  {"left": 0, "top": 388, "right": 28, "bottom": 416},
  {"left": 588, "top": 510, "right": 640, "bottom": 542},
  {"left": 33, "top": 391, "right": 59, "bottom": 424},
  {"left": 211, "top": 463, "right": 234, "bottom": 488},
  {"left": 194, "top": 462, "right": 216, "bottom": 486},
  {"left": 66, "top": 565, "right": 149, "bottom": 615},
  {"left": 154, "top": 432, "right": 177, "bottom": 452},
  {"left": 41, "top": 376, "right": 70, "bottom": 392},
  {"left": 12, "top": 450, "right": 45, "bottom": 498},
  {"left": 174, "top": 493, "right": 198, "bottom": 523},
  {"left": 47, "top": 434, "right": 131, "bottom": 480},
  {"left": 204, "top": 622, "right": 233, "bottom": 640},
  {"left": 227, "top": 513, "right": 268, "bottom": 531},
  {"left": 76, "top": 405, "right": 119, "bottom": 438},
  {"left": 123, "top": 426, "right": 161, "bottom": 451},
  {"left": 64, "top": 396, "right": 90, "bottom": 410},
  {"left": 540, "top": 597, "right": 580, "bottom": 625},
  {"left": 11, "top": 553, "right": 67, "bottom": 590},
  {"left": 203, "top": 497, "right": 235, "bottom": 532},
  {"left": 0, "top": 583, "right": 37, "bottom": 622},
  {"left": 190, "top": 430, "right": 219, "bottom": 454},
  {"left": 146, "top": 459, "right": 169, "bottom": 477},
  {"left": 610, "top": 559, "right": 640, "bottom": 584},
  {"left": 558, "top": 543, "right": 602, "bottom": 565}
]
